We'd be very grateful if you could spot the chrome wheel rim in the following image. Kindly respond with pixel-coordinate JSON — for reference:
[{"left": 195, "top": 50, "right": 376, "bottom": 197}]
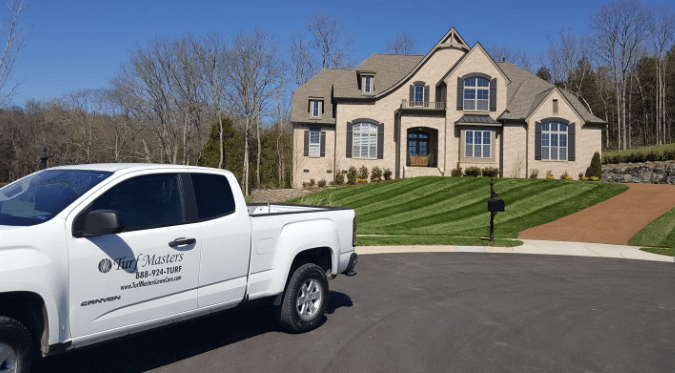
[
  {"left": 296, "top": 279, "right": 322, "bottom": 320},
  {"left": 0, "top": 343, "right": 17, "bottom": 373}
]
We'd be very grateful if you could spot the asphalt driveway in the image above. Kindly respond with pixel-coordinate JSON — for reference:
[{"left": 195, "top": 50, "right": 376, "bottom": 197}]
[{"left": 38, "top": 253, "right": 675, "bottom": 373}]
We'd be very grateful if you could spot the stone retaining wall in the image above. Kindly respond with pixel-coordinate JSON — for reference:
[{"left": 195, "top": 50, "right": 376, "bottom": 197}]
[
  {"left": 602, "top": 161, "right": 675, "bottom": 184},
  {"left": 250, "top": 188, "right": 313, "bottom": 203}
]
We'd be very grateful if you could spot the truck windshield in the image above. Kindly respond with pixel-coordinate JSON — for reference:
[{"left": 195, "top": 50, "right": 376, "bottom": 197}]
[{"left": 0, "top": 169, "right": 113, "bottom": 226}]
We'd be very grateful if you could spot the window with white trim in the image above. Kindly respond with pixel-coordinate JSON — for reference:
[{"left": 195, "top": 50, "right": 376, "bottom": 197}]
[
  {"left": 541, "top": 122, "right": 567, "bottom": 160},
  {"left": 363, "top": 76, "right": 373, "bottom": 93},
  {"left": 463, "top": 77, "right": 490, "bottom": 111},
  {"left": 310, "top": 100, "right": 320, "bottom": 117},
  {"left": 353, "top": 122, "right": 377, "bottom": 158},
  {"left": 414, "top": 85, "right": 424, "bottom": 102},
  {"left": 465, "top": 129, "right": 491, "bottom": 158},
  {"left": 309, "top": 129, "right": 320, "bottom": 157}
]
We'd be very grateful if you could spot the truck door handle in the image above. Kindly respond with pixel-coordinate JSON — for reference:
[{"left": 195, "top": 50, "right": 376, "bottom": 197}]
[{"left": 169, "top": 237, "right": 196, "bottom": 247}]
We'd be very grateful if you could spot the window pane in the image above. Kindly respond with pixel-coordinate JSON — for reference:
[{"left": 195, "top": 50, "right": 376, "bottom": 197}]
[
  {"left": 464, "top": 89, "right": 475, "bottom": 99},
  {"left": 464, "top": 100, "right": 475, "bottom": 110},
  {"left": 560, "top": 123, "right": 567, "bottom": 131},
  {"left": 478, "top": 78, "right": 490, "bottom": 87},
  {"left": 419, "top": 142, "right": 428, "bottom": 157},
  {"left": 560, "top": 148, "right": 567, "bottom": 160},
  {"left": 353, "top": 134, "right": 360, "bottom": 158},
  {"left": 542, "top": 133, "right": 549, "bottom": 147},
  {"left": 475, "top": 131, "right": 482, "bottom": 143},
  {"left": 477, "top": 100, "right": 488, "bottom": 111},
  {"left": 551, "top": 146, "right": 558, "bottom": 160},
  {"left": 560, "top": 134, "right": 567, "bottom": 147},
  {"left": 551, "top": 122, "right": 558, "bottom": 131},
  {"left": 191, "top": 173, "right": 235, "bottom": 220},
  {"left": 466, "top": 144, "right": 473, "bottom": 157},
  {"left": 466, "top": 131, "right": 473, "bottom": 144},
  {"left": 415, "top": 86, "right": 424, "bottom": 101},
  {"left": 408, "top": 141, "right": 417, "bottom": 156},
  {"left": 365, "top": 76, "right": 371, "bottom": 92},
  {"left": 542, "top": 146, "right": 549, "bottom": 160},
  {"left": 542, "top": 123, "right": 549, "bottom": 131},
  {"left": 483, "top": 131, "right": 490, "bottom": 144},
  {"left": 361, "top": 145, "right": 368, "bottom": 158},
  {"left": 313, "top": 101, "right": 319, "bottom": 116},
  {"left": 483, "top": 144, "right": 490, "bottom": 158},
  {"left": 309, "top": 144, "right": 319, "bottom": 157},
  {"left": 474, "top": 144, "right": 481, "bottom": 157},
  {"left": 92, "top": 174, "right": 184, "bottom": 231},
  {"left": 465, "top": 77, "right": 476, "bottom": 86},
  {"left": 477, "top": 89, "right": 489, "bottom": 100},
  {"left": 353, "top": 123, "right": 360, "bottom": 131},
  {"left": 551, "top": 134, "right": 558, "bottom": 147}
]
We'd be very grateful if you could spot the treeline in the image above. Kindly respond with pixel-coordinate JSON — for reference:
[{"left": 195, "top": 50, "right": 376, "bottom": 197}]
[{"left": 524, "top": 1, "right": 675, "bottom": 150}]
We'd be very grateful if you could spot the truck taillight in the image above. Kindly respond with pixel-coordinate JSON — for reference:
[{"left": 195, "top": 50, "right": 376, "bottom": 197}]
[{"left": 352, "top": 217, "right": 357, "bottom": 247}]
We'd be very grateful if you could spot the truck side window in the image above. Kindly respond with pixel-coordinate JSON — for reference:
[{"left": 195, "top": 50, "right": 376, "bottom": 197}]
[
  {"left": 90, "top": 173, "right": 185, "bottom": 231},
  {"left": 190, "top": 173, "right": 235, "bottom": 221}
]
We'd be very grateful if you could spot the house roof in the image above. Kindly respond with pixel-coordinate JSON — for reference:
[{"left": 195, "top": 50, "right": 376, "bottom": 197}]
[
  {"left": 497, "top": 62, "right": 606, "bottom": 124},
  {"left": 333, "top": 54, "right": 424, "bottom": 98},
  {"left": 290, "top": 68, "right": 351, "bottom": 125},
  {"left": 456, "top": 114, "right": 501, "bottom": 126}
]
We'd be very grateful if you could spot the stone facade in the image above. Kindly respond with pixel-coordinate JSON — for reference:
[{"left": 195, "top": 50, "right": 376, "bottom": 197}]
[{"left": 291, "top": 28, "right": 605, "bottom": 188}]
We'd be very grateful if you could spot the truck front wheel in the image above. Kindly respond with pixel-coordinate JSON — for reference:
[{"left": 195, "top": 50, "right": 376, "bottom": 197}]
[
  {"left": 278, "top": 263, "right": 329, "bottom": 333},
  {"left": 0, "top": 317, "right": 34, "bottom": 373}
]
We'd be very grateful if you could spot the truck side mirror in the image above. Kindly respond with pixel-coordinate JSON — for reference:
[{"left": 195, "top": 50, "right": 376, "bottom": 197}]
[{"left": 82, "top": 210, "right": 125, "bottom": 237}]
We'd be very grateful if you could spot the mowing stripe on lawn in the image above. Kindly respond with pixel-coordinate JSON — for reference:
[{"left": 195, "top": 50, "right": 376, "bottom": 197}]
[
  {"left": 322, "top": 177, "right": 425, "bottom": 206},
  {"left": 343, "top": 177, "right": 443, "bottom": 209},
  {"left": 629, "top": 205, "right": 675, "bottom": 249}
]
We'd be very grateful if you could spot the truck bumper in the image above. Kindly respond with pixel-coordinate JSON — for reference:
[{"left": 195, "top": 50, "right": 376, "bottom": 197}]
[{"left": 343, "top": 253, "right": 358, "bottom": 276}]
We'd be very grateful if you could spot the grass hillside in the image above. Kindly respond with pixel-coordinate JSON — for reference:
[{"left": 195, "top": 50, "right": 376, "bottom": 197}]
[
  {"left": 287, "top": 177, "right": 628, "bottom": 241},
  {"left": 631, "top": 206, "right": 675, "bottom": 254},
  {"left": 603, "top": 143, "right": 675, "bottom": 163}
]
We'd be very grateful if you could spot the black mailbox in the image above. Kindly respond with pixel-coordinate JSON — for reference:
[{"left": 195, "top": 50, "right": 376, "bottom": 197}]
[{"left": 488, "top": 198, "right": 505, "bottom": 212}]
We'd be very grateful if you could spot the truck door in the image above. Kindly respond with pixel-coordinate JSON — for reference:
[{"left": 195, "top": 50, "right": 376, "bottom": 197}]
[
  {"left": 66, "top": 172, "right": 201, "bottom": 338},
  {"left": 187, "top": 172, "right": 251, "bottom": 308}
]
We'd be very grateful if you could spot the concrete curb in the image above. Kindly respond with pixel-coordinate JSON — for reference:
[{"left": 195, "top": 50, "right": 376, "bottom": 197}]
[{"left": 356, "top": 239, "right": 675, "bottom": 263}]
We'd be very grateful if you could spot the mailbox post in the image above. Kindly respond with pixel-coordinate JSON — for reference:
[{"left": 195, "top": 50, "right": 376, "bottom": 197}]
[{"left": 487, "top": 178, "right": 505, "bottom": 241}]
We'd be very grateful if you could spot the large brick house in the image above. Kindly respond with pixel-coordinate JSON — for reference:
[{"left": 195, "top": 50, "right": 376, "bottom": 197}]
[{"left": 290, "top": 28, "right": 605, "bottom": 188}]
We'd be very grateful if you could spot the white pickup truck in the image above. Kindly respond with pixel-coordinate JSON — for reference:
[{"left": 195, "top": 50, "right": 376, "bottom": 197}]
[{"left": 0, "top": 164, "right": 357, "bottom": 373}]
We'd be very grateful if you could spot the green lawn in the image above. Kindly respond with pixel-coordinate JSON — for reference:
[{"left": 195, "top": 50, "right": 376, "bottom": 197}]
[
  {"left": 630, "top": 206, "right": 675, "bottom": 250},
  {"left": 287, "top": 177, "right": 628, "bottom": 240},
  {"left": 357, "top": 235, "right": 523, "bottom": 247},
  {"left": 603, "top": 143, "right": 675, "bottom": 158}
]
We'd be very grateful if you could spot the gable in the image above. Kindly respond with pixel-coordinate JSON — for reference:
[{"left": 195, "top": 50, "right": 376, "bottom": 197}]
[{"left": 441, "top": 42, "right": 510, "bottom": 86}]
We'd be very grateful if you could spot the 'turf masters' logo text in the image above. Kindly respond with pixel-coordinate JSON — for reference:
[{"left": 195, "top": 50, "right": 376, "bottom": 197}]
[{"left": 98, "top": 259, "right": 113, "bottom": 274}]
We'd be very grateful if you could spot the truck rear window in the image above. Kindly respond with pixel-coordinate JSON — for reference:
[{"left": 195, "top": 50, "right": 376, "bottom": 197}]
[{"left": 0, "top": 170, "right": 113, "bottom": 226}]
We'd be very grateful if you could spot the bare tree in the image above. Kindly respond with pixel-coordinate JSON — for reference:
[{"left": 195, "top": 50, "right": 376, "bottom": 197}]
[
  {"left": 487, "top": 46, "right": 534, "bottom": 72},
  {"left": 591, "top": 0, "right": 646, "bottom": 150},
  {"left": 0, "top": 0, "right": 26, "bottom": 106},
  {"left": 307, "top": 13, "right": 352, "bottom": 70},
  {"left": 646, "top": 7, "right": 675, "bottom": 145},
  {"left": 385, "top": 32, "right": 419, "bottom": 54},
  {"left": 548, "top": 29, "right": 595, "bottom": 113},
  {"left": 289, "top": 32, "right": 315, "bottom": 86}
]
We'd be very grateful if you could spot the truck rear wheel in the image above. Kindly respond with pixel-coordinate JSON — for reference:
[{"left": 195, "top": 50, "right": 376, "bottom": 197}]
[
  {"left": 278, "top": 263, "right": 329, "bottom": 333},
  {"left": 0, "top": 317, "right": 34, "bottom": 373}
]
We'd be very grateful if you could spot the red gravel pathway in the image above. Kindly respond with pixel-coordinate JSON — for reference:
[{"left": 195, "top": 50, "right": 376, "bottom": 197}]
[{"left": 518, "top": 184, "right": 675, "bottom": 245}]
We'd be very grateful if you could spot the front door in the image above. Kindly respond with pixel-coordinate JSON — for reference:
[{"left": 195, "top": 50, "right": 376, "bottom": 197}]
[
  {"left": 67, "top": 172, "right": 201, "bottom": 338},
  {"left": 408, "top": 132, "right": 430, "bottom": 165}
]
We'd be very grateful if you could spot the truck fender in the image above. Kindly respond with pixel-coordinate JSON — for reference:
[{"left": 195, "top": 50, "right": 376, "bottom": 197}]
[{"left": 270, "top": 219, "right": 339, "bottom": 295}]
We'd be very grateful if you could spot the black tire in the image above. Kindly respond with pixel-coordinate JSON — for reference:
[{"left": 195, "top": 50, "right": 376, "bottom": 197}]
[
  {"left": 278, "top": 263, "right": 329, "bottom": 333},
  {"left": 0, "top": 316, "right": 34, "bottom": 373}
]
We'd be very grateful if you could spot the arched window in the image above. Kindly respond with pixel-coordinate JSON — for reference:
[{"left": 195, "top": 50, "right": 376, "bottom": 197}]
[
  {"left": 352, "top": 122, "right": 378, "bottom": 158},
  {"left": 463, "top": 77, "right": 490, "bottom": 111},
  {"left": 541, "top": 122, "right": 568, "bottom": 160}
]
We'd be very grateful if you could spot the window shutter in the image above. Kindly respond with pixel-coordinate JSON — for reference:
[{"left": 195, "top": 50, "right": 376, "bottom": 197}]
[
  {"left": 534, "top": 122, "right": 542, "bottom": 160},
  {"left": 320, "top": 131, "right": 326, "bottom": 157},
  {"left": 377, "top": 123, "right": 384, "bottom": 159},
  {"left": 303, "top": 131, "right": 309, "bottom": 156},
  {"left": 424, "top": 86, "right": 430, "bottom": 104},
  {"left": 568, "top": 123, "right": 576, "bottom": 161},
  {"left": 409, "top": 85, "right": 414, "bottom": 102},
  {"left": 346, "top": 122, "right": 353, "bottom": 158},
  {"left": 490, "top": 78, "right": 497, "bottom": 111},
  {"left": 456, "top": 77, "right": 464, "bottom": 110},
  {"left": 321, "top": 101, "right": 324, "bottom": 114},
  {"left": 307, "top": 100, "right": 310, "bottom": 113}
]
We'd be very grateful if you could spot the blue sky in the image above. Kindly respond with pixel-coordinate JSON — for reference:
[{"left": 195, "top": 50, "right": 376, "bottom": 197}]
[{"left": 5, "top": 0, "right": 673, "bottom": 107}]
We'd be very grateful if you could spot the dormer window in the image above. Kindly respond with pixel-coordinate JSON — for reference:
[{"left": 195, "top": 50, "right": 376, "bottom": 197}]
[
  {"left": 309, "top": 99, "right": 322, "bottom": 118},
  {"left": 362, "top": 75, "right": 373, "bottom": 93}
]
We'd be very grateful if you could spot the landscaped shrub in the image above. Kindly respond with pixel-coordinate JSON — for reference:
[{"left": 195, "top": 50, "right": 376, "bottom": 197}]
[
  {"left": 590, "top": 152, "right": 602, "bottom": 178},
  {"left": 665, "top": 149, "right": 675, "bottom": 160},
  {"left": 358, "top": 165, "right": 368, "bottom": 181},
  {"left": 560, "top": 170, "right": 569, "bottom": 180},
  {"left": 347, "top": 167, "right": 357, "bottom": 185},
  {"left": 302, "top": 181, "right": 309, "bottom": 188},
  {"left": 529, "top": 169, "right": 539, "bottom": 179},
  {"left": 578, "top": 172, "right": 584, "bottom": 180},
  {"left": 590, "top": 176, "right": 600, "bottom": 181},
  {"left": 371, "top": 167, "right": 382, "bottom": 181},
  {"left": 482, "top": 167, "right": 500, "bottom": 177},
  {"left": 335, "top": 170, "right": 345, "bottom": 185},
  {"left": 464, "top": 166, "right": 481, "bottom": 177},
  {"left": 372, "top": 177, "right": 380, "bottom": 182},
  {"left": 357, "top": 178, "right": 368, "bottom": 184},
  {"left": 383, "top": 168, "right": 392, "bottom": 180},
  {"left": 646, "top": 151, "right": 658, "bottom": 162},
  {"left": 309, "top": 178, "right": 316, "bottom": 187},
  {"left": 318, "top": 179, "right": 326, "bottom": 188},
  {"left": 581, "top": 176, "right": 589, "bottom": 181},
  {"left": 451, "top": 167, "right": 462, "bottom": 177},
  {"left": 546, "top": 170, "right": 554, "bottom": 180}
]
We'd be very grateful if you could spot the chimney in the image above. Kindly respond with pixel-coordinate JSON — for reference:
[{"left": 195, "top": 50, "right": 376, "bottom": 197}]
[{"left": 502, "top": 57, "right": 505, "bottom": 62}]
